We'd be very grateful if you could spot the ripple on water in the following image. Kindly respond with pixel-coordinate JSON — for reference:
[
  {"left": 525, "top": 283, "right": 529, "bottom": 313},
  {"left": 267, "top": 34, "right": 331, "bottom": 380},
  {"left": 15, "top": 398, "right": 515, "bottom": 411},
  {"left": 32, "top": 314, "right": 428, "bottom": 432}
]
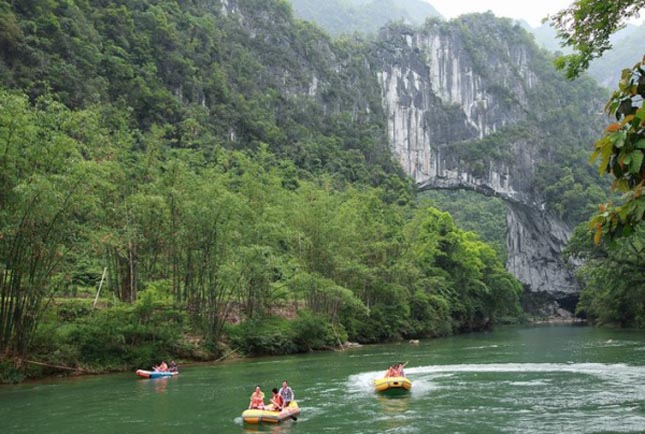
[
  {"left": 400, "top": 362, "right": 645, "bottom": 434},
  {"left": 463, "top": 344, "right": 500, "bottom": 350}
]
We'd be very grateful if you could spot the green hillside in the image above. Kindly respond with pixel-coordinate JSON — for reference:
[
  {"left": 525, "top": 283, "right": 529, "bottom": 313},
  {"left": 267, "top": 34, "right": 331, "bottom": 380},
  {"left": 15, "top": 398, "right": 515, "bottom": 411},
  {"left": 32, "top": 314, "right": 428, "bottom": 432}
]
[
  {"left": 1, "top": 0, "right": 640, "bottom": 385},
  {"left": 0, "top": 0, "right": 523, "bottom": 382}
]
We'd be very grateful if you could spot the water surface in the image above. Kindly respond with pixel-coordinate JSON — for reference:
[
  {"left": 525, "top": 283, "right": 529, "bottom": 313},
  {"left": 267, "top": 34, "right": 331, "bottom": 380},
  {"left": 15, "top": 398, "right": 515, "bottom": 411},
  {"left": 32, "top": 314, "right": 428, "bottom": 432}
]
[{"left": 2, "top": 325, "right": 645, "bottom": 434}]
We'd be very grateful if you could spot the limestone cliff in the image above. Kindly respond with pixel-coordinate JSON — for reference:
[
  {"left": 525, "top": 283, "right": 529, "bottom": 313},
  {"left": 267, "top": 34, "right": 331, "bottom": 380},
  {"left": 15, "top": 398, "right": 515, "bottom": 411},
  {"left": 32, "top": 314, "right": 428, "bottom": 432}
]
[
  {"left": 208, "top": 3, "right": 606, "bottom": 301},
  {"left": 372, "top": 16, "right": 604, "bottom": 300}
]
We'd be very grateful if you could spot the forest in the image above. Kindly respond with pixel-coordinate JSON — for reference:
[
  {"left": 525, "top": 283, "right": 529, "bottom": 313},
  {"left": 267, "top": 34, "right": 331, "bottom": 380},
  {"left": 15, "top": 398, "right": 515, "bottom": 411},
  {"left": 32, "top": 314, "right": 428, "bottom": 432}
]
[{"left": 0, "top": 0, "right": 642, "bottom": 383}]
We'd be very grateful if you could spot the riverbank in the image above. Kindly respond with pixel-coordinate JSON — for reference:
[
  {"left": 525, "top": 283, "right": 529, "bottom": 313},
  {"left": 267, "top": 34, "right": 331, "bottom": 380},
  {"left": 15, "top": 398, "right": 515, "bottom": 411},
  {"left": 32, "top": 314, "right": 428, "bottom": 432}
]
[
  {"left": 531, "top": 317, "right": 586, "bottom": 325},
  {"left": 1, "top": 293, "right": 524, "bottom": 385},
  {"left": 0, "top": 338, "right": 364, "bottom": 384},
  {"left": 527, "top": 306, "right": 586, "bottom": 325}
]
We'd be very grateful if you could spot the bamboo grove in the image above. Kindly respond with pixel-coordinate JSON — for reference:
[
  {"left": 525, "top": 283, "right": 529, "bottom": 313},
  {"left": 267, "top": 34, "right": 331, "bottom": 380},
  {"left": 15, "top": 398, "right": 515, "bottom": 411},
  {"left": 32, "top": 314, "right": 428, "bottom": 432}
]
[{"left": 0, "top": 88, "right": 522, "bottom": 369}]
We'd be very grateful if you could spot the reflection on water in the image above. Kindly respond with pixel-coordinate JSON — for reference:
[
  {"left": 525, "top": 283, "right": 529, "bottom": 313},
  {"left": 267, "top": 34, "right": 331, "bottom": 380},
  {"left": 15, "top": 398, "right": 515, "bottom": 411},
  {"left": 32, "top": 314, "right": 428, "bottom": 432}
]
[
  {"left": 376, "top": 395, "right": 411, "bottom": 414},
  {"left": 135, "top": 375, "right": 178, "bottom": 395},
  {"left": 242, "top": 420, "right": 294, "bottom": 434},
  {"left": 374, "top": 395, "right": 412, "bottom": 433},
  {"left": 154, "top": 377, "right": 168, "bottom": 394}
]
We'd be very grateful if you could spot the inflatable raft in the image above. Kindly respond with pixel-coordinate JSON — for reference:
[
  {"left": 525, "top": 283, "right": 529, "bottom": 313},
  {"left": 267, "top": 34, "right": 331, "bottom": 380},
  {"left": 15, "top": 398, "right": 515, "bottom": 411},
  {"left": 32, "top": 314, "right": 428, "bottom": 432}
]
[
  {"left": 374, "top": 376, "right": 412, "bottom": 394},
  {"left": 136, "top": 369, "right": 179, "bottom": 379},
  {"left": 242, "top": 401, "right": 300, "bottom": 424}
]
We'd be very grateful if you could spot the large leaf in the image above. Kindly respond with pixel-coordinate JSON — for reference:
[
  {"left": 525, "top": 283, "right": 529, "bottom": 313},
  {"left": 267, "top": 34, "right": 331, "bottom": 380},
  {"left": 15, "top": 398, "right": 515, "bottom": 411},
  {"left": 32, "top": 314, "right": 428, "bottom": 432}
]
[
  {"left": 612, "top": 130, "right": 626, "bottom": 149},
  {"left": 630, "top": 150, "right": 644, "bottom": 175},
  {"left": 601, "top": 144, "right": 614, "bottom": 174}
]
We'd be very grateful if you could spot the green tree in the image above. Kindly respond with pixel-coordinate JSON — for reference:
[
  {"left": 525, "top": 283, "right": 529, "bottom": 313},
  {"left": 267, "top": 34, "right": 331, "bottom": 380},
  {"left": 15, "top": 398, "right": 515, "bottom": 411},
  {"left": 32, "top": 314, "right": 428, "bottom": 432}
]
[
  {"left": 566, "top": 225, "right": 645, "bottom": 326},
  {"left": 550, "top": 1, "right": 645, "bottom": 241},
  {"left": 588, "top": 57, "right": 645, "bottom": 242},
  {"left": 403, "top": 206, "right": 521, "bottom": 333},
  {"left": 549, "top": 0, "right": 645, "bottom": 79},
  {"left": 0, "top": 91, "right": 93, "bottom": 356}
]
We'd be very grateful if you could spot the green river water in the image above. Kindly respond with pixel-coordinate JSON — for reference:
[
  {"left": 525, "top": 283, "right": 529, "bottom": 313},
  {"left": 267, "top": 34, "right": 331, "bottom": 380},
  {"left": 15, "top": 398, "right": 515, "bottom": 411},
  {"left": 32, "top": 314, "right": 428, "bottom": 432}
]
[{"left": 2, "top": 325, "right": 645, "bottom": 434}]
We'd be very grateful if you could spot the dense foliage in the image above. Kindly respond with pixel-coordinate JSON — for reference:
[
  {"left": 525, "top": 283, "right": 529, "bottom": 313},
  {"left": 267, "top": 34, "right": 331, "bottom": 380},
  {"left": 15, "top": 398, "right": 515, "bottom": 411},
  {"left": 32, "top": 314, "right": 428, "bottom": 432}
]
[
  {"left": 0, "top": 0, "right": 399, "bottom": 186},
  {"left": 566, "top": 225, "right": 645, "bottom": 327},
  {"left": 549, "top": 0, "right": 645, "bottom": 79},
  {"left": 0, "top": 81, "right": 522, "bottom": 380},
  {"left": 588, "top": 57, "right": 645, "bottom": 242},
  {"left": 549, "top": 1, "right": 645, "bottom": 242},
  {"left": 0, "top": 0, "right": 622, "bottom": 381},
  {"left": 549, "top": 0, "right": 645, "bottom": 328},
  {"left": 420, "top": 191, "right": 507, "bottom": 262}
]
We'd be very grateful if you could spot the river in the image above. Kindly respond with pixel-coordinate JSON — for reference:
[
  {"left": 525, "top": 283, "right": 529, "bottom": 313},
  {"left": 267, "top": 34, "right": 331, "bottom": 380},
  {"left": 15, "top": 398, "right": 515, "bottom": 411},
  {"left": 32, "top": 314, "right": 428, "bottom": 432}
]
[{"left": 2, "top": 325, "right": 645, "bottom": 434}]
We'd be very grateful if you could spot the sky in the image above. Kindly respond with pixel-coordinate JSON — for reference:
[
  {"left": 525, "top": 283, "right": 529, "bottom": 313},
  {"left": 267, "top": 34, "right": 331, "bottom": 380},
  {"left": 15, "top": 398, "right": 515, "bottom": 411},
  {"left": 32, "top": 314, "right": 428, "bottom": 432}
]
[{"left": 426, "top": 0, "right": 575, "bottom": 28}]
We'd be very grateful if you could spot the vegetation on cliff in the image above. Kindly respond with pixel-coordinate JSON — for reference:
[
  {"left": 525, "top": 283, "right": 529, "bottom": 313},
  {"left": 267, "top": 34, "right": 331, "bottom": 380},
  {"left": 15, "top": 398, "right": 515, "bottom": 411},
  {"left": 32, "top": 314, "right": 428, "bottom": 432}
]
[
  {"left": 0, "top": 0, "right": 528, "bottom": 382},
  {"left": 0, "top": 0, "right": 635, "bottom": 382}
]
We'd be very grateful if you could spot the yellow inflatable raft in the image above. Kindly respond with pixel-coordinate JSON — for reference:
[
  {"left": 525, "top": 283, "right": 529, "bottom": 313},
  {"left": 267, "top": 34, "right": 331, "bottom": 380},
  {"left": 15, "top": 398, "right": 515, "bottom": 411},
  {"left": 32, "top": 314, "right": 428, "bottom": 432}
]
[
  {"left": 374, "top": 376, "right": 412, "bottom": 394},
  {"left": 242, "top": 401, "right": 300, "bottom": 424}
]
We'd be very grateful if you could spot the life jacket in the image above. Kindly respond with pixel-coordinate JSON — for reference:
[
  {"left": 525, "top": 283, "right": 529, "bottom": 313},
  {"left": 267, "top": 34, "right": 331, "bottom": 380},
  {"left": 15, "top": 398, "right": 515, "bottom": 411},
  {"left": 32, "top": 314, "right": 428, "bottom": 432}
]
[{"left": 250, "top": 392, "right": 264, "bottom": 408}]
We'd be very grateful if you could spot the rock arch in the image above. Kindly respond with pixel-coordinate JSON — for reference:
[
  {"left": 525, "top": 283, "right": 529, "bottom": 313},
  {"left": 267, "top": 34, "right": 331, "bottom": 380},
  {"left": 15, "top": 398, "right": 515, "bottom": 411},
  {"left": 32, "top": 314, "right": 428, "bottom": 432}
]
[{"left": 374, "top": 23, "right": 584, "bottom": 301}]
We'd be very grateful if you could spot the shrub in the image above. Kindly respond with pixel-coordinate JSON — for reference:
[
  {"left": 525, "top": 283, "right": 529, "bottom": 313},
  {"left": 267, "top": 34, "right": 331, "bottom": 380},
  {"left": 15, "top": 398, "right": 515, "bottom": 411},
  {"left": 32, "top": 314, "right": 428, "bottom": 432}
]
[
  {"left": 290, "top": 310, "right": 340, "bottom": 352},
  {"left": 0, "top": 359, "right": 24, "bottom": 384},
  {"left": 31, "top": 300, "right": 191, "bottom": 372},
  {"left": 55, "top": 299, "right": 95, "bottom": 322},
  {"left": 227, "top": 318, "right": 297, "bottom": 356}
]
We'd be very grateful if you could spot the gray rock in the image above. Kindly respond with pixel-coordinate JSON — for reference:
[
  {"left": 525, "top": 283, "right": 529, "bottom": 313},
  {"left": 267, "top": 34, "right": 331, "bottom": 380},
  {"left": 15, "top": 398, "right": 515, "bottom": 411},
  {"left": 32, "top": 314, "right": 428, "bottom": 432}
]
[{"left": 374, "top": 22, "right": 590, "bottom": 300}]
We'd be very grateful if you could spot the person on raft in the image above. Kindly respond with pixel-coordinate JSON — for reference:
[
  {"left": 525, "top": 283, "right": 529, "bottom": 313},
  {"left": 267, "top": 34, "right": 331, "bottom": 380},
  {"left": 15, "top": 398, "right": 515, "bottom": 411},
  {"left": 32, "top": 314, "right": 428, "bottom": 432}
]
[
  {"left": 249, "top": 385, "right": 265, "bottom": 409},
  {"left": 153, "top": 361, "right": 168, "bottom": 372},
  {"left": 168, "top": 360, "right": 178, "bottom": 372},
  {"left": 278, "top": 380, "right": 294, "bottom": 407},
  {"left": 384, "top": 361, "right": 408, "bottom": 377},
  {"left": 270, "top": 388, "right": 284, "bottom": 411},
  {"left": 384, "top": 365, "right": 397, "bottom": 377},
  {"left": 396, "top": 361, "right": 408, "bottom": 377}
]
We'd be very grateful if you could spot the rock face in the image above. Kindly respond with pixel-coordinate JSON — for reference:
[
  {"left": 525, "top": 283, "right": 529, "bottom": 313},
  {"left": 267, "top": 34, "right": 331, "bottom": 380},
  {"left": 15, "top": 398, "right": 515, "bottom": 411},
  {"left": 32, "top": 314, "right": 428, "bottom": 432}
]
[
  {"left": 505, "top": 205, "right": 578, "bottom": 298},
  {"left": 213, "top": 3, "right": 595, "bottom": 301},
  {"left": 374, "top": 19, "right": 582, "bottom": 299}
]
